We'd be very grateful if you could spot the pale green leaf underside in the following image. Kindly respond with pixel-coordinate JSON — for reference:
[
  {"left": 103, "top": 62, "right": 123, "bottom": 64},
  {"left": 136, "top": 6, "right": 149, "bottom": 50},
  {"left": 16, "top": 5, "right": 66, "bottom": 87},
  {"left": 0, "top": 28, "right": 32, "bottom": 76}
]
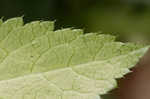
[{"left": 0, "top": 17, "right": 149, "bottom": 99}]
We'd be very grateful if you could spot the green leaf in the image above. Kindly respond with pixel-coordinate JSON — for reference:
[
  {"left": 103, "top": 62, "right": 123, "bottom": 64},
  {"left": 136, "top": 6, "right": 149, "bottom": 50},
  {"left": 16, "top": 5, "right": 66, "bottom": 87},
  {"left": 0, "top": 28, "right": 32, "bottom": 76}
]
[
  {"left": 0, "top": 17, "right": 149, "bottom": 99},
  {"left": 0, "top": 17, "right": 23, "bottom": 42},
  {"left": 0, "top": 19, "right": 3, "bottom": 26},
  {"left": 0, "top": 18, "right": 54, "bottom": 62}
]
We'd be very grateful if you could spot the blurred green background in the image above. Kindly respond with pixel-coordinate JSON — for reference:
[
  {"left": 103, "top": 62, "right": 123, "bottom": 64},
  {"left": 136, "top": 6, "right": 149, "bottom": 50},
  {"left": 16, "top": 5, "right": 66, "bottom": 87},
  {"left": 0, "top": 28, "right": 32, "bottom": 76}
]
[
  {"left": 0, "top": 0, "right": 150, "bottom": 98},
  {"left": 0, "top": 0, "right": 150, "bottom": 43}
]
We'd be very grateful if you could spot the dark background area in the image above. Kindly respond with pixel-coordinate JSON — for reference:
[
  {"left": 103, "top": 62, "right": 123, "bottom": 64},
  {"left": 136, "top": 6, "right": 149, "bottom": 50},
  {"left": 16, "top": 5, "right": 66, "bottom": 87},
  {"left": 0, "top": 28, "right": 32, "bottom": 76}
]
[
  {"left": 1, "top": 0, "right": 150, "bottom": 43},
  {"left": 0, "top": 0, "right": 150, "bottom": 99}
]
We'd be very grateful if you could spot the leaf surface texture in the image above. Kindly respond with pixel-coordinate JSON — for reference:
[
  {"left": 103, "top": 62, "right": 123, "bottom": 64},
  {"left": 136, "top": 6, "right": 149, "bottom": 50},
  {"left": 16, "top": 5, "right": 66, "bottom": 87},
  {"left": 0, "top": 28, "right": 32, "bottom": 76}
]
[{"left": 0, "top": 17, "right": 149, "bottom": 99}]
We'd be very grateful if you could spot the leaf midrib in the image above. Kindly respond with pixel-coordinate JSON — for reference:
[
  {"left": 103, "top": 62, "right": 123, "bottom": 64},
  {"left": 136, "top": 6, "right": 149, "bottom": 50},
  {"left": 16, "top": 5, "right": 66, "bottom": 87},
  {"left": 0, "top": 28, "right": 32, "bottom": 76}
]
[{"left": 0, "top": 45, "right": 148, "bottom": 83}]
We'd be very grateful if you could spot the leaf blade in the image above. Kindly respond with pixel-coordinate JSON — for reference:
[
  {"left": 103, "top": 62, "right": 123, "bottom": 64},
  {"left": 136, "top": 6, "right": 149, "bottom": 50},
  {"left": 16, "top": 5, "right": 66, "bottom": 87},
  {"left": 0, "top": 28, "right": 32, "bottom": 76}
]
[{"left": 0, "top": 17, "right": 148, "bottom": 99}]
